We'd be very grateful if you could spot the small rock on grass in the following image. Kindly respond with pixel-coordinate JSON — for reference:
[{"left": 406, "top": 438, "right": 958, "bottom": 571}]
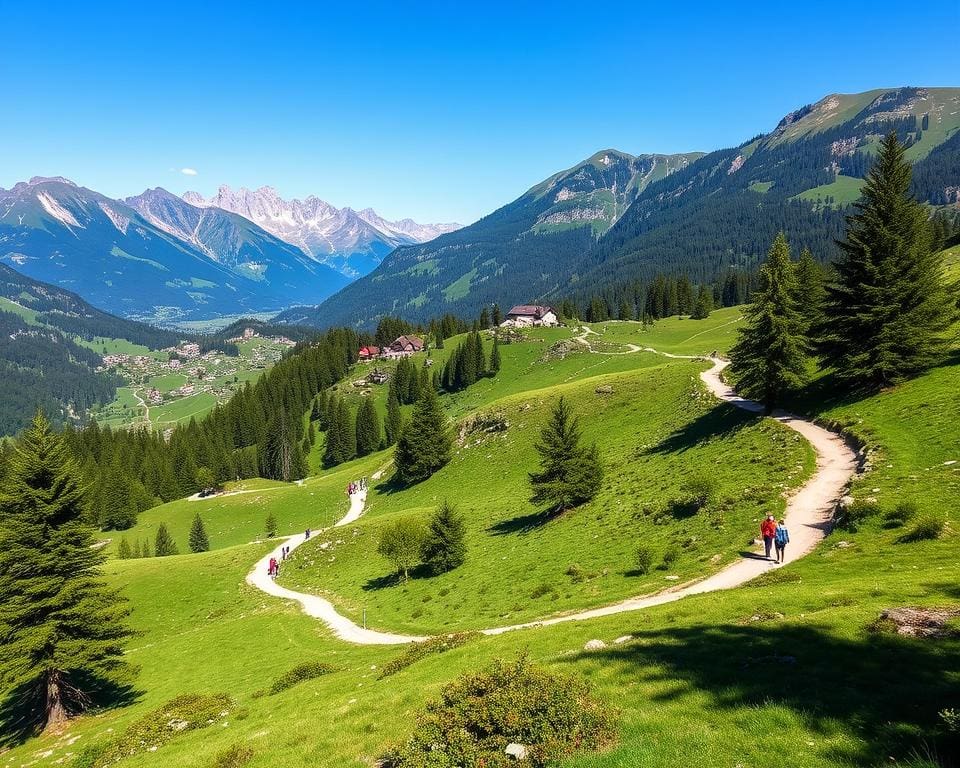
[{"left": 583, "top": 639, "right": 606, "bottom": 651}]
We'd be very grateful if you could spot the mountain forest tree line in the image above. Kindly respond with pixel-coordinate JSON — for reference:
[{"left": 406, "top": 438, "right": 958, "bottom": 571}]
[{"left": 730, "top": 133, "right": 958, "bottom": 412}]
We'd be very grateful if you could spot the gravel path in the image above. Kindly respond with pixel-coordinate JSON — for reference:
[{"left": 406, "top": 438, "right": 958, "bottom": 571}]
[{"left": 245, "top": 355, "right": 859, "bottom": 644}]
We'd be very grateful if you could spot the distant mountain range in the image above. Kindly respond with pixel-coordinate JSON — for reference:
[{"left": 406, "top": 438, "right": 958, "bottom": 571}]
[
  {"left": 183, "top": 185, "right": 461, "bottom": 278},
  {"left": 288, "top": 86, "right": 960, "bottom": 328}
]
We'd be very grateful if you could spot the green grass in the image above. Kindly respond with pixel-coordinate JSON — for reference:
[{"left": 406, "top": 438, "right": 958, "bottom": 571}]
[
  {"left": 5, "top": 308, "right": 960, "bottom": 768},
  {"left": 442, "top": 268, "right": 477, "bottom": 301},
  {"left": 149, "top": 392, "right": 218, "bottom": 426},
  {"left": 278, "top": 358, "right": 812, "bottom": 635},
  {"left": 748, "top": 180, "right": 774, "bottom": 193},
  {"left": 0, "top": 296, "right": 41, "bottom": 323},
  {"left": 793, "top": 174, "right": 864, "bottom": 207}
]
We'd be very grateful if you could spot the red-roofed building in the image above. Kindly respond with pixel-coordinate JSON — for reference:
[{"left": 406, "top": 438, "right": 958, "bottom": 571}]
[
  {"left": 502, "top": 305, "right": 559, "bottom": 327},
  {"left": 382, "top": 335, "right": 425, "bottom": 358},
  {"left": 358, "top": 345, "right": 381, "bottom": 361}
]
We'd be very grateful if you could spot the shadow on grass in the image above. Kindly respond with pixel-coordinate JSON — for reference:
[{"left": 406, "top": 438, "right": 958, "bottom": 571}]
[
  {"left": 565, "top": 623, "right": 960, "bottom": 766},
  {"left": 0, "top": 673, "right": 139, "bottom": 748},
  {"left": 643, "top": 402, "right": 753, "bottom": 455},
  {"left": 362, "top": 563, "right": 432, "bottom": 591},
  {"left": 488, "top": 510, "right": 558, "bottom": 536}
]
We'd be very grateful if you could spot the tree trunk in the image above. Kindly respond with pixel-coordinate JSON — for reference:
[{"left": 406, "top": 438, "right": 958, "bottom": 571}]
[{"left": 45, "top": 670, "right": 68, "bottom": 732}]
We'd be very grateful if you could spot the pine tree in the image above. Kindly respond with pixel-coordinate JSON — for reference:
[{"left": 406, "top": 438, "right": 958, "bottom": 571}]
[
  {"left": 794, "top": 247, "right": 826, "bottom": 335},
  {"left": 141, "top": 538, "right": 152, "bottom": 558},
  {"left": 729, "top": 232, "right": 809, "bottom": 413},
  {"left": 356, "top": 397, "right": 382, "bottom": 456},
  {"left": 385, "top": 387, "right": 403, "bottom": 447},
  {"left": 492, "top": 303, "right": 502, "bottom": 327},
  {"left": 528, "top": 397, "right": 603, "bottom": 514},
  {"left": 393, "top": 385, "right": 452, "bottom": 485},
  {"left": 116, "top": 537, "right": 132, "bottom": 560},
  {"left": 265, "top": 512, "right": 277, "bottom": 538},
  {"left": 188, "top": 513, "right": 210, "bottom": 553},
  {"left": 323, "top": 395, "right": 344, "bottom": 467},
  {"left": 420, "top": 501, "right": 466, "bottom": 575},
  {"left": 338, "top": 399, "right": 357, "bottom": 462},
  {"left": 691, "top": 285, "right": 714, "bottom": 320},
  {"left": 154, "top": 522, "right": 178, "bottom": 556},
  {"left": 479, "top": 307, "right": 490, "bottom": 329},
  {"left": 0, "top": 413, "right": 133, "bottom": 735},
  {"left": 819, "top": 132, "right": 956, "bottom": 389},
  {"left": 490, "top": 335, "right": 502, "bottom": 374}
]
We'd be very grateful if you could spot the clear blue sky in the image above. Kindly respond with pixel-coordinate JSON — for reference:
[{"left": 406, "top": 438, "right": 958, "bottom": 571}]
[{"left": 1, "top": 1, "right": 956, "bottom": 224}]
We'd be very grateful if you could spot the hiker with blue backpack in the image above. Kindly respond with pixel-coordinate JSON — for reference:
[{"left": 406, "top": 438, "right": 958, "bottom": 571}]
[{"left": 774, "top": 519, "right": 790, "bottom": 564}]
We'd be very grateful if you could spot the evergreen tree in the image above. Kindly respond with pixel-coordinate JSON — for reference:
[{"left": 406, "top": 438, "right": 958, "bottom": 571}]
[
  {"left": 265, "top": 512, "right": 277, "bottom": 538},
  {"left": 393, "top": 386, "right": 452, "bottom": 485},
  {"left": 794, "top": 247, "right": 826, "bottom": 335},
  {"left": 356, "top": 397, "right": 382, "bottom": 456},
  {"left": 691, "top": 285, "right": 714, "bottom": 320},
  {"left": 116, "top": 537, "right": 132, "bottom": 560},
  {"left": 820, "top": 132, "right": 956, "bottom": 389},
  {"left": 141, "top": 538, "right": 152, "bottom": 558},
  {"left": 492, "top": 303, "right": 502, "bottom": 327},
  {"left": 490, "top": 335, "right": 502, "bottom": 374},
  {"left": 385, "top": 387, "right": 404, "bottom": 447},
  {"left": 154, "top": 523, "right": 178, "bottom": 556},
  {"left": 528, "top": 397, "right": 603, "bottom": 514},
  {"left": 188, "top": 513, "right": 210, "bottom": 553},
  {"left": 0, "top": 413, "right": 133, "bottom": 735},
  {"left": 338, "top": 399, "right": 357, "bottom": 462},
  {"left": 479, "top": 307, "right": 490, "bottom": 329},
  {"left": 729, "top": 233, "right": 809, "bottom": 413},
  {"left": 420, "top": 501, "right": 467, "bottom": 575}
]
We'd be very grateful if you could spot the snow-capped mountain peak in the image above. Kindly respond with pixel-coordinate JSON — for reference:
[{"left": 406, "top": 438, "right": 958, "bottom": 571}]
[{"left": 181, "top": 185, "right": 461, "bottom": 278}]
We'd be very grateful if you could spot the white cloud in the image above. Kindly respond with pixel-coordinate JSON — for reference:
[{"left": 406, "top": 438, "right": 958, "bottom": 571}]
[{"left": 180, "top": 168, "right": 198, "bottom": 176}]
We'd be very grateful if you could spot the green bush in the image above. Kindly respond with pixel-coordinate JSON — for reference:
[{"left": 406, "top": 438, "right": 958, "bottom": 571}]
[
  {"left": 387, "top": 656, "right": 617, "bottom": 767},
  {"left": 883, "top": 501, "right": 919, "bottom": 529},
  {"left": 662, "top": 547, "right": 679, "bottom": 567},
  {"left": 837, "top": 499, "right": 882, "bottom": 531},
  {"left": 212, "top": 744, "right": 254, "bottom": 768},
  {"left": 269, "top": 661, "right": 336, "bottom": 695},
  {"left": 634, "top": 546, "right": 653, "bottom": 575},
  {"left": 79, "top": 694, "right": 233, "bottom": 767},
  {"left": 897, "top": 516, "right": 945, "bottom": 543},
  {"left": 378, "top": 632, "right": 481, "bottom": 679},
  {"left": 683, "top": 475, "right": 718, "bottom": 510}
]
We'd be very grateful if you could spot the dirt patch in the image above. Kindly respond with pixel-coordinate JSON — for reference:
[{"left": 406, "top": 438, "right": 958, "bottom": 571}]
[{"left": 870, "top": 607, "right": 960, "bottom": 638}]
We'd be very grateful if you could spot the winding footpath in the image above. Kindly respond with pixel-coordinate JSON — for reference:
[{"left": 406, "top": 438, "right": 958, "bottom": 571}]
[{"left": 246, "top": 353, "right": 860, "bottom": 645}]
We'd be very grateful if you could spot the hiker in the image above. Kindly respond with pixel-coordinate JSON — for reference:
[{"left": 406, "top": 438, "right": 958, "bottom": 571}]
[
  {"left": 761, "top": 515, "right": 777, "bottom": 560},
  {"left": 268, "top": 557, "right": 277, "bottom": 577},
  {"left": 774, "top": 519, "right": 790, "bottom": 563},
  {"left": 305, "top": 528, "right": 310, "bottom": 540}
]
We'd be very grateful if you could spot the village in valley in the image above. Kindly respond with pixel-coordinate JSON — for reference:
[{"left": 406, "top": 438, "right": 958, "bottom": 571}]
[{"left": 91, "top": 327, "right": 296, "bottom": 431}]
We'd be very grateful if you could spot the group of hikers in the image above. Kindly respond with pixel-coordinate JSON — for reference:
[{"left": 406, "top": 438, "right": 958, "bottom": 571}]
[
  {"left": 266, "top": 479, "right": 370, "bottom": 579},
  {"left": 760, "top": 514, "right": 790, "bottom": 563},
  {"left": 346, "top": 477, "right": 367, "bottom": 496}
]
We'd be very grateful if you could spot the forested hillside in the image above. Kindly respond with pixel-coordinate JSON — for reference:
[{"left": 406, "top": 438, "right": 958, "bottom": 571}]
[
  {"left": 277, "top": 151, "right": 701, "bottom": 328},
  {"left": 301, "top": 87, "right": 959, "bottom": 330}
]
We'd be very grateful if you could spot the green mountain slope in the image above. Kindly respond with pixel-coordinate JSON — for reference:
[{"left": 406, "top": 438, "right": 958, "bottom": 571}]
[{"left": 276, "top": 150, "right": 703, "bottom": 328}]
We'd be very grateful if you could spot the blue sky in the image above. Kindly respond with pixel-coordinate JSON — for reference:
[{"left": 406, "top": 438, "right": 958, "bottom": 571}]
[{"left": 1, "top": 1, "right": 956, "bottom": 224}]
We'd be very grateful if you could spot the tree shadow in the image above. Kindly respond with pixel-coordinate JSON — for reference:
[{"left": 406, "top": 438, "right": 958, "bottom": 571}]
[
  {"left": 0, "top": 673, "right": 140, "bottom": 748},
  {"left": 643, "top": 402, "right": 754, "bottom": 456},
  {"left": 362, "top": 563, "right": 433, "bottom": 591},
  {"left": 487, "top": 509, "right": 558, "bottom": 536},
  {"left": 564, "top": 622, "right": 960, "bottom": 766}
]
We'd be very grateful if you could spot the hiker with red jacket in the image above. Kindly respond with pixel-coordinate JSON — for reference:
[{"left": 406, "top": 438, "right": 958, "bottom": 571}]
[{"left": 761, "top": 515, "right": 777, "bottom": 560}]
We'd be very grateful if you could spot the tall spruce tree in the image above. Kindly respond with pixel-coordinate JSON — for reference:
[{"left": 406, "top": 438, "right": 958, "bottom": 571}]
[
  {"left": 0, "top": 413, "right": 133, "bottom": 737},
  {"left": 490, "top": 335, "right": 502, "bottom": 374},
  {"left": 188, "top": 513, "right": 210, "bottom": 553},
  {"left": 691, "top": 285, "right": 714, "bottom": 319},
  {"left": 819, "top": 132, "right": 956, "bottom": 388},
  {"left": 393, "top": 385, "right": 452, "bottom": 485},
  {"left": 420, "top": 501, "right": 467, "bottom": 575},
  {"left": 154, "top": 523, "right": 178, "bottom": 556},
  {"left": 728, "top": 232, "right": 809, "bottom": 413},
  {"left": 355, "top": 397, "right": 382, "bottom": 456},
  {"left": 385, "top": 387, "right": 403, "bottom": 447},
  {"left": 528, "top": 397, "right": 603, "bottom": 514},
  {"left": 795, "top": 247, "right": 826, "bottom": 336}
]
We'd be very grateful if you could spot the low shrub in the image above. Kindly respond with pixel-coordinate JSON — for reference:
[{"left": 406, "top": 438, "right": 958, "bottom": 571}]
[
  {"left": 566, "top": 563, "right": 587, "bottom": 582},
  {"left": 661, "top": 547, "right": 679, "bottom": 567},
  {"left": 530, "top": 582, "right": 558, "bottom": 599},
  {"left": 379, "top": 632, "right": 481, "bottom": 679},
  {"left": 897, "top": 516, "right": 945, "bottom": 544},
  {"left": 634, "top": 546, "right": 653, "bottom": 575},
  {"left": 941, "top": 708, "right": 960, "bottom": 733},
  {"left": 386, "top": 656, "right": 618, "bottom": 767},
  {"left": 212, "top": 744, "right": 255, "bottom": 768},
  {"left": 882, "top": 500, "right": 919, "bottom": 529},
  {"left": 79, "top": 693, "right": 233, "bottom": 767},
  {"left": 269, "top": 662, "right": 336, "bottom": 695},
  {"left": 837, "top": 499, "right": 882, "bottom": 531},
  {"left": 683, "top": 475, "right": 718, "bottom": 511}
]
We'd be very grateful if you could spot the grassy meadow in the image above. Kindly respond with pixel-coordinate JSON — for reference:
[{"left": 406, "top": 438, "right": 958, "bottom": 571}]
[{"left": 3, "top": 308, "right": 958, "bottom": 768}]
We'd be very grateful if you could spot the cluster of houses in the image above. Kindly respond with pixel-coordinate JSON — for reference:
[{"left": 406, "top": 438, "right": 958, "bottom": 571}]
[
  {"left": 358, "top": 334, "right": 426, "bottom": 361},
  {"left": 500, "top": 305, "right": 559, "bottom": 328}
]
